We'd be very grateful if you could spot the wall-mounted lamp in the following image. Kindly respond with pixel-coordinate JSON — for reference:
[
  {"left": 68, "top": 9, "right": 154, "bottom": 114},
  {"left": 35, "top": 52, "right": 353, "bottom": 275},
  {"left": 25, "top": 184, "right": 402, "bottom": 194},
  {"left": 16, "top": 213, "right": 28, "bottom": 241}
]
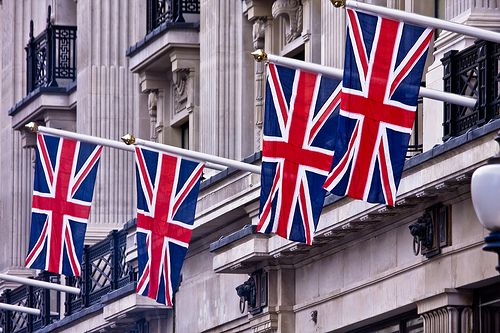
[
  {"left": 471, "top": 131, "right": 500, "bottom": 272},
  {"left": 236, "top": 277, "right": 256, "bottom": 313}
]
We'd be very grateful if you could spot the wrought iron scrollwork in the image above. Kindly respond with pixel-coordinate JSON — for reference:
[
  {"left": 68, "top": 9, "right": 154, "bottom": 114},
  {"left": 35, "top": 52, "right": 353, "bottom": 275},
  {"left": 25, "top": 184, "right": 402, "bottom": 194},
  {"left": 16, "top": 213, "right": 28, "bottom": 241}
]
[
  {"left": 147, "top": 0, "right": 200, "bottom": 33},
  {"left": 25, "top": 6, "right": 76, "bottom": 94},
  {"left": 442, "top": 40, "right": 500, "bottom": 140},
  {"left": 65, "top": 229, "right": 133, "bottom": 315}
]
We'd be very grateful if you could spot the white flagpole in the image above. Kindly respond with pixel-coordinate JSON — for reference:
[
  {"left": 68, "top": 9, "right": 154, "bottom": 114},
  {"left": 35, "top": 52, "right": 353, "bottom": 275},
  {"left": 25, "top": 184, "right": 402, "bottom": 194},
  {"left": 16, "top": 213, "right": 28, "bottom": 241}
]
[
  {"left": 0, "top": 273, "right": 80, "bottom": 295},
  {"left": 26, "top": 123, "right": 228, "bottom": 171},
  {"left": 333, "top": 0, "right": 500, "bottom": 44},
  {"left": 0, "top": 303, "right": 59, "bottom": 316},
  {"left": 252, "top": 50, "right": 477, "bottom": 109},
  {"left": 122, "top": 135, "right": 261, "bottom": 175},
  {"left": 0, "top": 303, "right": 42, "bottom": 316}
]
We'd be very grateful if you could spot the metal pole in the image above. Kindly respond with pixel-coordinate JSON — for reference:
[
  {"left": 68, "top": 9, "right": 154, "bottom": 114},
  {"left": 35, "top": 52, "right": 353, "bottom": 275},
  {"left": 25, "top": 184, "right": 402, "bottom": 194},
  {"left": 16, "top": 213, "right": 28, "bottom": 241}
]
[
  {"left": 25, "top": 123, "right": 227, "bottom": 171},
  {"left": 123, "top": 135, "right": 261, "bottom": 175},
  {"left": 335, "top": 0, "right": 500, "bottom": 44},
  {"left": 252, "top": 51, "right": 477, "bottom": 109},
  {"left": 0, "top": 303, "right": 59, "bottom": 317},
  {"left": 0, "top": 303, "right": 41, "bottom": 316},
  {"left": 0, "top": 274, "right": 80, "bottom": 295}
]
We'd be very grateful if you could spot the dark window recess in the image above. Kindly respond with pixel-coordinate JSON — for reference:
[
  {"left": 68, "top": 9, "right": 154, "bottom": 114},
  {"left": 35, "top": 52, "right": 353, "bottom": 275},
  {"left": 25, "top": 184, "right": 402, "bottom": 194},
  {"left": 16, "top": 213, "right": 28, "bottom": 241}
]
[
  {"left": 25, "top": 6, "right": 77, "bottom": 94},
  {"left": 147, "top": 0, "right": 200, "bottom": 33},
  {"left": 409, "top": 203, "right": 451, "bottom": 258},
  {"left": 181, "top": 122, "right": 189, "bottom": 150},
  {"left": 441, "top": 40, "right": 500, "bottom": 140},
  {"left": 475, "top": 283, "right": 500, "bottom": 333}
]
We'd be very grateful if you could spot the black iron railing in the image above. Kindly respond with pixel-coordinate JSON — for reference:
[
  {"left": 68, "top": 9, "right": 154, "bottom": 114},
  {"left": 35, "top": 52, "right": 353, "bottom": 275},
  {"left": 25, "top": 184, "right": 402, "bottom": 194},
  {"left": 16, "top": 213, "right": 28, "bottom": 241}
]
[
  {"left": 147, "top": 0, "right": 200, "bottom": 33},
  {"left": 0, "top": 273, "right": 59, "bottom": 333},
  {"left": 0, "top": 228, "right": 134, "bottom": 333},
  {"left": 65, "top": 229, "right": 134, "bottom": 315},
  {"left": 407, "top": 96, "right": 423, "bottom": 158},
  {"left": 25, "top": 6, "right": 77, "bottom": 94},
  {"left": 442, "top": 40, "right": 500, "bottom": 140}
]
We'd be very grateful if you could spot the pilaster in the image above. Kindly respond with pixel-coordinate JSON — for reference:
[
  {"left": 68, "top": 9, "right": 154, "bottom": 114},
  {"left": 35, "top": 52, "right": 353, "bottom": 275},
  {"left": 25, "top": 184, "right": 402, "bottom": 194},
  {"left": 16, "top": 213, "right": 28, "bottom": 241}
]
[
  {"left": 417, "top": 289, "right": 474, "bottom": 333},
  {"left": 244, "top": 0, "right": 272, "bottom": 152},
  {"left": 321, "top": 0, "right": 345, "bottom": 68},
  {"left": 200, "top": 0, "right": 254, "bottom": 160}
]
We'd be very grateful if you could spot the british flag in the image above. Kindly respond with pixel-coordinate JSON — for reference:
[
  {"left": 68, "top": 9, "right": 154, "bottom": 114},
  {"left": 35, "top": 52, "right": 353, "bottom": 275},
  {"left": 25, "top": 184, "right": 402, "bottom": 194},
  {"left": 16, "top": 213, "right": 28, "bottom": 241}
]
[
  {"left": 135, "top": 146, "right": 204, "bottom": 306},
  {"left": 257, "top": 63, "right": 341, "bottom": 245},
  {"left": 323, "top": 9, "right": 433, "bottom": 206},
  {"left": 26, "top": 133, "right": 103, "bottom": 276}
]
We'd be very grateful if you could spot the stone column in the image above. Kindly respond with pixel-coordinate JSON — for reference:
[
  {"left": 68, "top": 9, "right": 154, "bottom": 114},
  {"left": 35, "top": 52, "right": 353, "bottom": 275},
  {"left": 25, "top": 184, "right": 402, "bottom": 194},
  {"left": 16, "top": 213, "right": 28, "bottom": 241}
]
[
  {"left": 200, "top": 0, "right": 255, "bottom": 160},
  {"left": 321, "top": 0, "right": 345, "bottom": 68},
  {"left": 417, "top": 289, "right": 473, "bottom": 333},
  {"left": 76, "top": 0, "right": 144, "bottom": 241},
  {"left": 0, "top": 0, "right": 52, "bottom": 279},
  {"left": 244, "top": 0, "right": 273, "bottom": 152}
]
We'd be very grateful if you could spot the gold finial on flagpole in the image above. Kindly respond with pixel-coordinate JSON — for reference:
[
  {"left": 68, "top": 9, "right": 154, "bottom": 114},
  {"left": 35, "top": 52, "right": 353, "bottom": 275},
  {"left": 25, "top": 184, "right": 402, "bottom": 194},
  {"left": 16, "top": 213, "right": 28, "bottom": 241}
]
[
  {"left": 251, "top": 49, "right": 268, "bottom": 62},
  {"left": 331, "top": 0, "right": 346, "bottom": 8},
  {"left": 121, "top": 134, "right": 136, "bottom": 145},
  {"left": 25, "top": 122, "right": 39, "bottom": 133}
]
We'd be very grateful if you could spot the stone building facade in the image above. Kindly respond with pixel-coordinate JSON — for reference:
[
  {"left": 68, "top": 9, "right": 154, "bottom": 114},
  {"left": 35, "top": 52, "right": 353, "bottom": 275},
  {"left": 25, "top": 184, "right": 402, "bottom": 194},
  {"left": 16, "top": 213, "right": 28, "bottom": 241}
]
[{"left": 0, "top": 0, "right": 500, "bottom": 332}]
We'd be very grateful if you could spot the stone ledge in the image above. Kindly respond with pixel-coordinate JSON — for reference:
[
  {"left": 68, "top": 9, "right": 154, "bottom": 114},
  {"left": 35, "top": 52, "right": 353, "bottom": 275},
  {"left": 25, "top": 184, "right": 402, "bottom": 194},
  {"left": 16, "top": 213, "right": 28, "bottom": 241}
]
[
  {"left": 126, "top": 22, "right": 200, "bottom": 58},
  {"left": 209, "top": 225, "right": 257, "bottom": 252},
  {"left": 8, "top": 82, "right": 77, "bottom": 118}
]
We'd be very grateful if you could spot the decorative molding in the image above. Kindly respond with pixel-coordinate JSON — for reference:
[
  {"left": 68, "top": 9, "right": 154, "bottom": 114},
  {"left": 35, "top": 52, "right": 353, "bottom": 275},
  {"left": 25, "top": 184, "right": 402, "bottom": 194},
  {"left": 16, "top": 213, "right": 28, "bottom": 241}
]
[
  {"left": 252, "top": 18, "right": 267, "bottom": 50},
  {"left": 272, "top": 0, "right": 303, "bottom": 44},
  {"left": 172, "top": 68, "right": 190, "bottom": 114},
  {"left": 147, "top": 90, "right": 159, "bottom": 141}
]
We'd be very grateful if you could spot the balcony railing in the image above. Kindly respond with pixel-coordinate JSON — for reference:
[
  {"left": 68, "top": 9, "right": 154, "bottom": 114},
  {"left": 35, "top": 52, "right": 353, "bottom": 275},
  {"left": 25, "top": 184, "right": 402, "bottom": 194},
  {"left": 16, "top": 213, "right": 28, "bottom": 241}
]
[
  {"left": 0, "top": 228, "right": 135, "bottom": 333},
  {"left": 65, "top": 229, "right": 133, "bottom": 315},
  {"left": 25, "top": 6, "right": 77, "bottom": 94},
  {"left": 147, "top": 0, "right": 200, "bottom": 33},
  {"left": 0, "top": 273, "right": 60, "bottom": 333},
  {"left": 442, "top": 40, "right": 500, "bottom": 140}
]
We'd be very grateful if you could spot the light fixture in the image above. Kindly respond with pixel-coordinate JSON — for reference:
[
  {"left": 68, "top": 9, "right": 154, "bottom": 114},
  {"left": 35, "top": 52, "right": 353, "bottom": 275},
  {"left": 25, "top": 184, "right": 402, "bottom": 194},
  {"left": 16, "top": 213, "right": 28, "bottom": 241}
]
[{"left": 471, "top": 131, "right": 500, "bottom": 272}]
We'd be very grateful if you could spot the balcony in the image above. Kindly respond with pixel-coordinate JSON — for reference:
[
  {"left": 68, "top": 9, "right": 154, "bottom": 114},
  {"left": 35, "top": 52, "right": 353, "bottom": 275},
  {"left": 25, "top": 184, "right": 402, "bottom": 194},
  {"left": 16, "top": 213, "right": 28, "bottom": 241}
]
[
  {"left": 9, "top": 6, "right": 77, "bottom": 135},
  {"left": 147, "top": 0, "right": 200, "bottom": 33},
  {"left": 25, "top": 15, "right": 77, "bottom": 94},
  {"left": 0, "top": 224, "right": 157, "bottom": 333},
  {"left": 442, "top": 40, "right": 500, "bottom": 140}
]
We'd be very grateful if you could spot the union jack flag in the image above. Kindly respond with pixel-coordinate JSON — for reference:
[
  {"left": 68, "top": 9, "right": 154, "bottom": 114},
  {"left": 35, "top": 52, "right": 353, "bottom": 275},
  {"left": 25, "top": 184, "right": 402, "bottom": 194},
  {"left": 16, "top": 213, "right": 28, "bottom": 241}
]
[
  {"left": 257, "top": 63, "right": 341, "bottom": 245},
  {"left": 135, "top": 146, "right": 204, "bottom": 306},
  {"left": 26, "top": 134, "right": 103, "bottom": 276},
  {"left": 323, "top": 9, "right": 433, "bottom": 206}
]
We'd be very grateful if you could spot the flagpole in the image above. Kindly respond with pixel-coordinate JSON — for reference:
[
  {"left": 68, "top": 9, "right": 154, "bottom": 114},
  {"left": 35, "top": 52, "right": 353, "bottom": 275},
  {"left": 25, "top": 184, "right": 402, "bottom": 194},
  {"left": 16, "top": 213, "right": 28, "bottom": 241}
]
[
  {"left": 0, "top": 303, "right": 59, "bottom": 316},
  {"left": 0, "top": 303, "right": 42, "bottom": 316},
  {"left": 332, "top": 0, "right": 500, "bottom": 44},
  {"left": 25, "top": 123, "right": 227, "bottom": 171},
  {"left": 121, "top": 134, "right": 262, "bottom": 175},
  {"left": 0, "top": 273, "right": 80, "bottom": 295},
  {"left": 252, "top": 50, "right": 477, "bottom": 109}
]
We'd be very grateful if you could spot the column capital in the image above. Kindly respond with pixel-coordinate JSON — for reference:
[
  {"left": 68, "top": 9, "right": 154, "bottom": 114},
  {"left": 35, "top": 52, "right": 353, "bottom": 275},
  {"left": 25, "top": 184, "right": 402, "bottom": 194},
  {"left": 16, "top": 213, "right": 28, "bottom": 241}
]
[{"left": 417, "top": 289, "right": 473, "bottom": 315}]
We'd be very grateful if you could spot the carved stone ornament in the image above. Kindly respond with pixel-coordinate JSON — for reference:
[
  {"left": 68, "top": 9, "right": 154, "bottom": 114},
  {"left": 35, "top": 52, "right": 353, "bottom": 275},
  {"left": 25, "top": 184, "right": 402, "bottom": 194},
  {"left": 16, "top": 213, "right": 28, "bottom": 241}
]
[
  {"left": 252, "top": 18, "right": 267, "bottom": 50},
  {"left": 172, "top": 69, "right": 190, "bottom": 113},
  {"left": 147, "top": 90, "right": 160, "bottom": 141},
  {"left": 272, "top": 0, "right": 303, "bottom": 44}
]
